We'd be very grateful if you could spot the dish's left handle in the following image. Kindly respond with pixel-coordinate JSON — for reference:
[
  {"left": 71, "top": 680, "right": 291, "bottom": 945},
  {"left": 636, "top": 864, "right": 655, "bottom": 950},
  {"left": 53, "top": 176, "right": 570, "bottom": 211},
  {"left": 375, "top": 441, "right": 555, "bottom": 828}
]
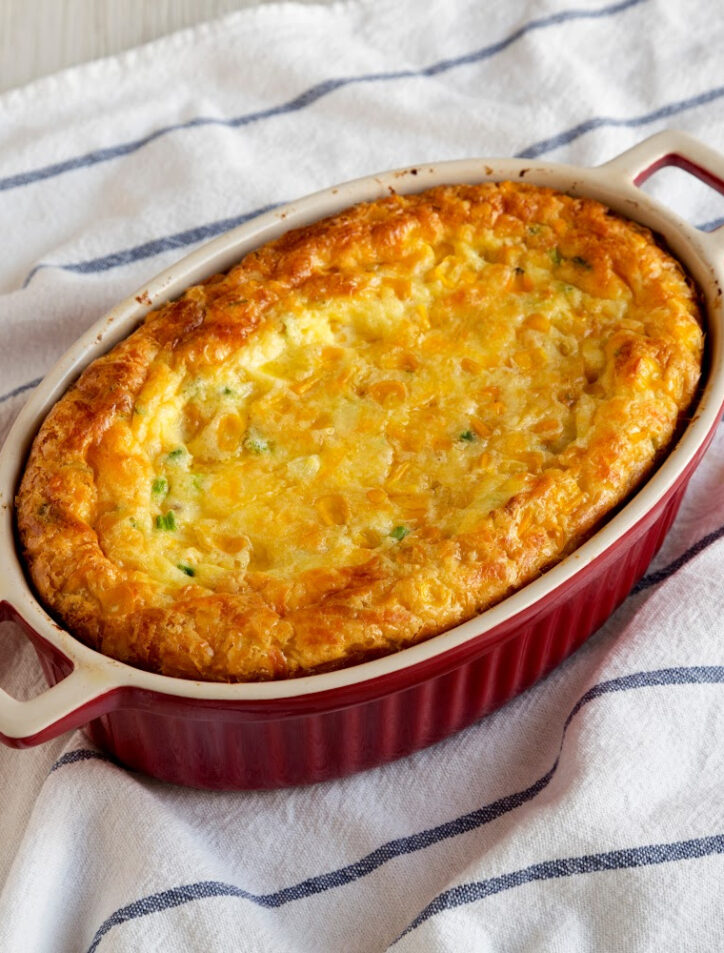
[{"left": 0, "top": 601, "right": 121, "bottom": 748}]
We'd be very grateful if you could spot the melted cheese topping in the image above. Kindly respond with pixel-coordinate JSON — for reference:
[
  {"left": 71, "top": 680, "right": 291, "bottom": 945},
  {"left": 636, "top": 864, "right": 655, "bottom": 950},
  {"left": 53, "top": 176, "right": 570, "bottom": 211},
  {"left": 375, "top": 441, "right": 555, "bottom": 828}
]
[
  {"left": 18, "top": 183, "right": 703, "bottom": 680},
  {"left": 97, "top": 235, "right": 634, "bottom": 587}
]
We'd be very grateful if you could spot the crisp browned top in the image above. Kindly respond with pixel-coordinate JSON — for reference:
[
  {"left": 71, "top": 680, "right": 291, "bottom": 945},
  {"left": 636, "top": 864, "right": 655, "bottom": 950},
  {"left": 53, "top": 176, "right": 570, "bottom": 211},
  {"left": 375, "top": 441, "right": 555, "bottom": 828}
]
[{"left": 16, "top": 182, "right": 703, "bottom": 681}]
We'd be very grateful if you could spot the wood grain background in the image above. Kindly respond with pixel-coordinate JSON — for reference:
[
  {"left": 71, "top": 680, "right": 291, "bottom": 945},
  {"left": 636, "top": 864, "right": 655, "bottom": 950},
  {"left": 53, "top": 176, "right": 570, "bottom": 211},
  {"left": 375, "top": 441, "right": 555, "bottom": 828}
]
[{"left": 0, "top": 0, "right": 329, "bottom": 94}]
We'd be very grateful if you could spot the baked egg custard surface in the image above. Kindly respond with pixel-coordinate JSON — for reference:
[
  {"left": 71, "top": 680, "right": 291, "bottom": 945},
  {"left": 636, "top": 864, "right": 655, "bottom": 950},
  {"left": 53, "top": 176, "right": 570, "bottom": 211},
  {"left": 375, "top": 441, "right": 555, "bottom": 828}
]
[{"left": 17, "top": 183, "right": 703, "bottom": 680}]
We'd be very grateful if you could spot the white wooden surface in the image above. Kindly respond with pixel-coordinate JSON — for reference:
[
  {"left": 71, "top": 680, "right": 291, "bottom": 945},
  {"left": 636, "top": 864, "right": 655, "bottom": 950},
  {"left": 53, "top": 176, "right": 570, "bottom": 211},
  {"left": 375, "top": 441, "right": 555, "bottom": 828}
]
[{"left": 0, "top": 0, "right": 329, "bottom": 94}]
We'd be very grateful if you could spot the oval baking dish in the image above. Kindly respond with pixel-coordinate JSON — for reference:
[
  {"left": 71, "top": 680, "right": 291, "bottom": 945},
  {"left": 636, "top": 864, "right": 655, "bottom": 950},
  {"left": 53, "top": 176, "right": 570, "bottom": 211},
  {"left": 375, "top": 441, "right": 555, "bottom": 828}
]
[{"left": 1, "top": 129, "right": 724, "bottom": 789}]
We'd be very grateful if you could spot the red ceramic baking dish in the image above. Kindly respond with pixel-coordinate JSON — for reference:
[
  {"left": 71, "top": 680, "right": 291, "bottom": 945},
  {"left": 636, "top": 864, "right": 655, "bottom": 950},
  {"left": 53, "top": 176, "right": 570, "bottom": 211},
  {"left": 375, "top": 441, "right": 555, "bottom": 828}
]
[{"left": 1, "top": 129, "right": 724, "bottom": 789}]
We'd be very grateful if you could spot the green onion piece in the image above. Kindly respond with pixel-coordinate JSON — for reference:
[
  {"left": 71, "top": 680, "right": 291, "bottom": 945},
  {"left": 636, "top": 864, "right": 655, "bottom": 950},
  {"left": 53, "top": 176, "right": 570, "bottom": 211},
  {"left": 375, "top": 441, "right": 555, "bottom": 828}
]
[
  {"left": 550, "top": 247, "right": 562, "bottom": 266},
  {"left": 572, "top": 255, "right": 592, "bottom": 269},
  {"left": 245, "top": 434, "right": 270, "bottom": 454},
  {"left": 390, "top": 525, "right": 410, "bottom": 541},
  {"left": 459, "top": 430, "right": 475, "bottom": 442},
  {"left": 528, "top": 225, "right": 541, "bottom": 235},
  {"left": 177, "top": 563, "right": 195, "bottom": 577},
  {"left": 155, "top": 511, "right": 176, "bottom": 531},
  {"left": 167, "top": 447, "right": 185, "bottom": 461},
  {"left": 151, "top": 477, "right": 168, "bottom": 496},
  {"left": 222, "top": 386, "right": 235, "bottom": 396}
]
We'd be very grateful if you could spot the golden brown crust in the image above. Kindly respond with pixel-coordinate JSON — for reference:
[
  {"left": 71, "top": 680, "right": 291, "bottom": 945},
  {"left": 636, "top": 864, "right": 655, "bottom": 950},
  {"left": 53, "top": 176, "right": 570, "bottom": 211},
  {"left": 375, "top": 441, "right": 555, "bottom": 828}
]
[{"left": 16, "top": 183, "right": 703, "bottom": 681}]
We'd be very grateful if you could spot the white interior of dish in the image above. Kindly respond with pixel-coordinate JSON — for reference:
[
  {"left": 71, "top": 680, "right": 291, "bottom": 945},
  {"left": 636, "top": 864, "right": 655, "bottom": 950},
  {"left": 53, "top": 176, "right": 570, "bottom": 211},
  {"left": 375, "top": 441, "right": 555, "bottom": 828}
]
[{"left": 2, "top": 132, "right": 724, "bottom": 706}]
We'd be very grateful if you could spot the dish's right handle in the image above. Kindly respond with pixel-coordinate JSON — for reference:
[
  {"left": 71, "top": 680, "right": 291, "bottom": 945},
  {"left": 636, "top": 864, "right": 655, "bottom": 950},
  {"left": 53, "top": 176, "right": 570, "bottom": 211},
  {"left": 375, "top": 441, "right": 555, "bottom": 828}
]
[
  {"left": 600, "top": 130, "right": 724, "bottom": 251},
  {"left": 0, "top": 601, "right": 122, "bottom": 748}
]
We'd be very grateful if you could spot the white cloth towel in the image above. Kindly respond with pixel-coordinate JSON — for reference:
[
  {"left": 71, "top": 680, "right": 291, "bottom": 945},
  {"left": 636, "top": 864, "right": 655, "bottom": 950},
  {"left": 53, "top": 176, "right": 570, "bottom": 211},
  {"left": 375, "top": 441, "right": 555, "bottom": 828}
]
[{"left": 1, "top": 1, "right": 724, "bottom": 950}]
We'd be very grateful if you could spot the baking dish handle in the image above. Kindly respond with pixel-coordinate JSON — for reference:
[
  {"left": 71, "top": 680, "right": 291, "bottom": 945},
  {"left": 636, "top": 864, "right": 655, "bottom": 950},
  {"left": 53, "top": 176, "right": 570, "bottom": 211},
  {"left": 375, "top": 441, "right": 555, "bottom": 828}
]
[
  {"left": 600, "top": 130, "right": 724, "bottom": 248},
  {"left": 600, "top": 129, "right": 724, "bottom": 190},
  {"left": 0, "top": 603, "right": 121, "bottom": 748}
]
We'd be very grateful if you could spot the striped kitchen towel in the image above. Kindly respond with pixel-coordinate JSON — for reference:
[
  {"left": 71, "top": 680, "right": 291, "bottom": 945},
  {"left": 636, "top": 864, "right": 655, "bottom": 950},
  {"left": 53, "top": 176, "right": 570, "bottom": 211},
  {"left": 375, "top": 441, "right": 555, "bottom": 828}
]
[{"left": 1, "top": 0, "right": 724, "bottom": 950}]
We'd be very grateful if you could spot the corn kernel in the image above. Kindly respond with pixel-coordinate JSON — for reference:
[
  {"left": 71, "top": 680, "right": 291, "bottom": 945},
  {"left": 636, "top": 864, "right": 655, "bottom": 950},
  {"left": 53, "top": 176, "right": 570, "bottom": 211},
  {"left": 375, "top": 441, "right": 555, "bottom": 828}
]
[
  {"left": 524, "top": 313, "right": 551, "bottom": 332},
  {"left": 513, "top": 350, "right": 534, "bottom": 370},
  {"left": 217, "top": 535, "right": 250, "bottom": 555},
  {"left": 470, "top": 417, "right": 491, "bottom": 438},
  {"left": 478, "top": 386, "right": 500, "bottom": 400},
  {"left": 461, "top": 357, "right": 481, "bottom": 374},
  {"left": 183, "top": 403, "right": 205, "bottom": 439},
  {"left": 369, "top": 380, "right": 408, "bottom": 404},
  {"left": 316, "top": 494, "right": 350, "bottom": 526},
  {"left": 217, "top": 413, "right": 246, "bottom": 452},
  {"left": 396, "top": 352, "right": 420, "bottom": 372}
]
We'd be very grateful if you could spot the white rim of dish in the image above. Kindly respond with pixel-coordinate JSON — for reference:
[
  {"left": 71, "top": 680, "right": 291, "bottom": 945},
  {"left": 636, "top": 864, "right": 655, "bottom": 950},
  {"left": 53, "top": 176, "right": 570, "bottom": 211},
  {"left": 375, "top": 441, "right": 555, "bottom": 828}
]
[{"left": 1, "top": 129, "right": 723, "bottom": 722}]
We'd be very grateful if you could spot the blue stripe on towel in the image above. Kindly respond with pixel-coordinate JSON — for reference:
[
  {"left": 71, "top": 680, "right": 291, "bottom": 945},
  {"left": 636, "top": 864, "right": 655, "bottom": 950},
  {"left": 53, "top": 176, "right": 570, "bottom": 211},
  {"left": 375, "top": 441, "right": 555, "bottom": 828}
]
[
  {"left": 394, "top": 834, "right": 724, "bottom": 943},
  {"left": 516, "top": 84, "right": 724, "bottom": 159},
  {"left": 632, "top": 524, "right": 724, "bottom": 592},
  {"left": 50, "top": 749, "right": 113, "bottom": 772},
  {"left": 18, "top": 77, "right": 724, "bottom": 290},
  {"left": 0, "top": 0, "right": 646, "bottom": 195},
  {"left": 20, "top": 201, "right": 282, "bottom": 288},
  {"left": 0, "top": 377, "right": 42, "bottom": 405},
  {"left": 83, "top": 665, "right": 724, "bottom": 952}
]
